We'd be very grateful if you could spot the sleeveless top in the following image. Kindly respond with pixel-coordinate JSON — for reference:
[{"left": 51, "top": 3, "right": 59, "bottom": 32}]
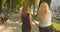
[
  {"left": 21, "top": 13, "right": 31, "bottom": 32},
  {"left": 21, "top": 13, "right": 30, "bottom": 24},
  {"left": 38, "top": 10, "right": 52, "bottom": 27}
]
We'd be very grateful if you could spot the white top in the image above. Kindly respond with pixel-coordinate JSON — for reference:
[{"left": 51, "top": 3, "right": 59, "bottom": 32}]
[{"left": 39, "top": 10, "right": 52, "bottom": 27}]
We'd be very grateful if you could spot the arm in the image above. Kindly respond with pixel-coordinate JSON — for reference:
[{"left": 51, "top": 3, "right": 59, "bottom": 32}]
[
  {"left": 20, "top": 17, "right": 22, "bottom": 25},
  {"left": 30, "top": 15, "right": 34, "bottom": 32}
]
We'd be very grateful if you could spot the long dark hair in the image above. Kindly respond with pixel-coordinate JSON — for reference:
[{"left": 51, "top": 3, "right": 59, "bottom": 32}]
[{"left": 21, "top": 5, "right": 30, "bottom": 16}]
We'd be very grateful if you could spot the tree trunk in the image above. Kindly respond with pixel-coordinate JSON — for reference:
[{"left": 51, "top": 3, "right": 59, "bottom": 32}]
[
  {"left": 44, "top": 0, "right": 51, "bottom": 7},
  {"left": 0, "top": 0, "right": 2, "bottom": 14},
  {"left": 33, "top": 5, "right": 35, "bottom": 15},
  {"left": 33, "top": 0, "right": 35, "bottom": 15},
  {"left": 6, "top": 0, "right": 11, "bottom": 16},
  {"left": 37, "top": 0, "right": 51, "bottom": 16},
  {"left": 39, "top": 0, "right": 51, "bottom": 8},
  {"left": 29, "top": 0, "right": 32, "bottom": 14},
  {"left": 11, "top": 0, "right": 16, "bottom": 12}
]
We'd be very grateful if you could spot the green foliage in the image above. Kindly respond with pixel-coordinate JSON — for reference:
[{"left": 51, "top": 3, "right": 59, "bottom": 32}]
[
  {"left": 32, "top": 14, "right": 39, "bottom": 21},
  {"left": 21, "top": 0, "right": 31, "bottom": 6},
  {"left": 32, "top": 0, "right": 38, "bottom": 5},
  {"left": 3, "top": 0, "right": 6, "bottom": 5},
  {"left": 15, "top": 0, "right": 22, "bottom": 7},
  {"left": 52, "top": 22, "right": 60, "bottom": 31},
  {"left": 2, "top": 0, "right": 38, "bottom": 8}
]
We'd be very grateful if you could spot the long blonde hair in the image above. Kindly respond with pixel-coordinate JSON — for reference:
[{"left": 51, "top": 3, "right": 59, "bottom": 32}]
[
  {"left": 21, "top": 5, "right": 30, "bottom": 16},
  {"left": 38, "top": 2, "right": 49, "bottom": 19}
]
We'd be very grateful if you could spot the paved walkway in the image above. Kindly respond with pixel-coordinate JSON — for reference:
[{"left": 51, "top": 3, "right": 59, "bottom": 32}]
[
  {"left": 0, "top": 13, "right": 58, "bottom": 32},
  {"left": 0, "top": 19, "right": 39, "bottom": 32},
  {"left": 0, "top": 19, "right": 21, "bottom": 32}
]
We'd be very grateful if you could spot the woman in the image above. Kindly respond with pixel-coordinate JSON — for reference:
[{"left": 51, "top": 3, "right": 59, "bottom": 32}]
[
  {"left": 38, "top": 2, "right": 52, "bottom": 32},
  {"left": 20, "top": 5, "right": 34, "bottom": 32}
]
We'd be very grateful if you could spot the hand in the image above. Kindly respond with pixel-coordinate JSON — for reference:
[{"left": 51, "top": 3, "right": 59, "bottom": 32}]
[{"left": 19, "top": 20, "right": 23, "bottom": 25}]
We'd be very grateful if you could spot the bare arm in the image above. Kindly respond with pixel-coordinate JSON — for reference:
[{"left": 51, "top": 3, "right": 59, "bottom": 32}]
[
  {"left": 20, "top": 17, "right": 22, "bottom": 25},
  {"left": 30, "top": 15, "right": 34, "bottom": 32}
]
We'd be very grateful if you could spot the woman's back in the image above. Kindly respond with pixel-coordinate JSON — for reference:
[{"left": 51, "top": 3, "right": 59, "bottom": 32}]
[
  {"left": 38, "top": 2, "right": 52, "bottom": 27},
  {"left": 38, "top": 2, "right": 52, "bottom": 32},
  {"left": 21, "top": 13, "right": 31, "bottom": 32},
  {"left": 39, "top": 10, "right": 51, "bottom": 27},
  {"left": 21, "top": 13, "right": 30, "bottom": 24}
]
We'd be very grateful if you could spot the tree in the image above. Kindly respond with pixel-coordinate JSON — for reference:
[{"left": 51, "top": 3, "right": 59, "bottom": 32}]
[
  {"left": 0, "top": 0, "right": 3, "bottom": 14},
  {"left": 11, "top": 0, "right": 15, "bottom": 12},
  {"left": 6, "top": 0, "right": 11, "bottom": 16},
  {"left": 11, "top": 0, "right": 22, "bottom": 12},
  {"left": 38, "top": 0, "right": 51, "bottom": 8},
  {"left": 32, "top": 0, "right": 38, "bottom": 14},
  {"left": 37, "top": 0, "right": 51, "bottom": 16}
]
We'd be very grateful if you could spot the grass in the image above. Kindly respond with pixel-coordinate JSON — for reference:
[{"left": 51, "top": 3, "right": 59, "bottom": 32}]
[{"left": 52, "top": 22, "right": 60, "bottom": 31}]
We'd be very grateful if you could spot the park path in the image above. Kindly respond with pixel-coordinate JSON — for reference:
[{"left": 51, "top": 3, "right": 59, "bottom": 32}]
[
  {"left": 0, "top": 13, "right": 39, "bottom": 32},
  {"left": 0, "top": 19, "right": 39, "bottom": 32}
]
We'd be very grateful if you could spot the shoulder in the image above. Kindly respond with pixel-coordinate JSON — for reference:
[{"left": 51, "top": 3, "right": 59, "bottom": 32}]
[
  {"left": 29, "top": 15, "right": 32, "bottom": 18},
  {"left": 48, "top": 10, "right": 52, "bottom": 14}
]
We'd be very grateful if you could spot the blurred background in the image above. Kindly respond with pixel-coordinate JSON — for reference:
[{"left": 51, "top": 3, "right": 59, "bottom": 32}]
[{"left": 0, "top": 0, "right": 60, "bottom": 32}]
